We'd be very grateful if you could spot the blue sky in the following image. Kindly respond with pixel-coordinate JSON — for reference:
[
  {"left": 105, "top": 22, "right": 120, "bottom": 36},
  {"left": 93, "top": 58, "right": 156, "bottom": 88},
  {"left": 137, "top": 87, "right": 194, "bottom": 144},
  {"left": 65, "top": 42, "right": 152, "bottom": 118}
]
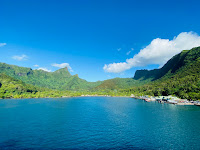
[{"left": 1, "top": 0, "right": 200, "bottom": 81}]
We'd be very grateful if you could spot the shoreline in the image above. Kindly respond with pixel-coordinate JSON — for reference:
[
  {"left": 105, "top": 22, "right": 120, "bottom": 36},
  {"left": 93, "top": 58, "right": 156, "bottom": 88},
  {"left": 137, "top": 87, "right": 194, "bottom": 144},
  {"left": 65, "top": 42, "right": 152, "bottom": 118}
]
[
  {"left": 0, "top": 95, "right": 130, "bottom": 100},
  {"left": 1, "top": 95, "right": 199, "bottom": 106},
  {"left": 132, "top": 95, "right": 198, "bottom": 106}
]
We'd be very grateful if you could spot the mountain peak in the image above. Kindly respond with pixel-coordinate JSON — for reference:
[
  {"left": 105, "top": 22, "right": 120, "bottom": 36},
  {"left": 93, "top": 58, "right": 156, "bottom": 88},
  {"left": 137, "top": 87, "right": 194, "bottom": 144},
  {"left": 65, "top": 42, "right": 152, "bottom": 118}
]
[
  {"left": 134, "top": 46, "right": 200, "bottom": 81},
  {"left": 54, "top": 67, "right": 71, "bottom": 76},
  {"left": 55, "top": 67, "right": 68, "bottom": 72}
]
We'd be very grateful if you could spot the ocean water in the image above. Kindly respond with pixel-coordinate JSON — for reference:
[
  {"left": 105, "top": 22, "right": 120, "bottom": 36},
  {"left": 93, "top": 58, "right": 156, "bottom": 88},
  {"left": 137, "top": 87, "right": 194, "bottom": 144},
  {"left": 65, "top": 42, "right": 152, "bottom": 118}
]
[{"left": 0, "top": 97, "right": 200, "bottom": 149}]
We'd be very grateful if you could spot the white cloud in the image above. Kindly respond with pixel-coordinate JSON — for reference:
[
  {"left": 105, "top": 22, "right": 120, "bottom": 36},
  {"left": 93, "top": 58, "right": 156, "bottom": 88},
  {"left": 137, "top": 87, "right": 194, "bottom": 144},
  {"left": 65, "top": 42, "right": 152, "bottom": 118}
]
[
  {"left": 37, "top": 67, "right": 51, "bottom": 72},
  {"left": 0, "top": 43, "right": 6, "bottom": 47},
  {"left": 126, "top": 51, "right": 131, "bottom": 55},
  {"left": 103, "top": 62, "right": 131, "bottom": 73},
  {"left": 104, "top": 32, "right": 200, "bottom": 73},
  {"left": 34, "top": 64, "right": 39, "bottom": 67},
  {"left": 52, "top": 63, "right": 73, "bottom": 72},
  {"left": 12, "top": 54, "right": 28, "bottom": 61},
  {"left": 126, "top": 48, "right": 134, "bottom": 55}
]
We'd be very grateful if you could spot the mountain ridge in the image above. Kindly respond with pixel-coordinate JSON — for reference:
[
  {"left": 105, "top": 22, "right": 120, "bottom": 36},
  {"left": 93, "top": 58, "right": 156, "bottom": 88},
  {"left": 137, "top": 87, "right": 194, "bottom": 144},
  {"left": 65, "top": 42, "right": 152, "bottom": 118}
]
[
  {"left": 0, "top": 62, "right": 103, "bottom": 90},
  {"left": 127, "top": 46, "right": 200, "bottom": 99},
  {"left": 133, "top": 47, "right": 200, "bottom": 81},
  {"left": 0, "top": 62, "right": 139, "bottom": 91},
  {"left": 0, "top": 46, "right": 200, "bottom": 98}
]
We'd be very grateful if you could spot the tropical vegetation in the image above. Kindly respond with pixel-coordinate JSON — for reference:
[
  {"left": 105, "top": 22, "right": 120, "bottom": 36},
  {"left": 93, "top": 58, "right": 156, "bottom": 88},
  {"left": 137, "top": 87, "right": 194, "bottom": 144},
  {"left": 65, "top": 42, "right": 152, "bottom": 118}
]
[{"left": 0, "top": 46, "right": 200, "bottom": 100}]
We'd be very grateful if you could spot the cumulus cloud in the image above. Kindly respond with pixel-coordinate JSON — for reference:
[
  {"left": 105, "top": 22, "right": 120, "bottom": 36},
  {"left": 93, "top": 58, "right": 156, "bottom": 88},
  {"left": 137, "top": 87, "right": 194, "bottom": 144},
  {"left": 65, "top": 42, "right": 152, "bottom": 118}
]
[
  {"left": 0, "top": 43, "right": 6, "bottom": 47},
  {"left": 12, "top": 54, "right": 28, "bottom": 61},
  {"left": 37, "top": 67, "right": 51, "bottom": 72},
  {"left": 104, "top": 32, "right": 200, "bottom": 73},
  {"left": 52, "top": 63, "right": 73, "bottom": 72},
  {"left": 34, "top": 64, "right": 39, "bottom": 67}
]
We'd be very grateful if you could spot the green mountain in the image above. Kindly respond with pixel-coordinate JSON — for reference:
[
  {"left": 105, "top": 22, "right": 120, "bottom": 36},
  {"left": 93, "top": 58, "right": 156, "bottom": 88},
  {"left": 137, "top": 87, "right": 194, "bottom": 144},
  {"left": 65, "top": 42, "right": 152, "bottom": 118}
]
[
  {"left": 95, "top": 78, "right": 143, "bottom": 90},
  {"left": 0, "top": 63, "right": 102, "bottom": 90},
  {"left": 134, "top": 47, "right": 200, "bottom": 81},
  {"left": 0, "top": 73, "right": 38, "bottom": 98},
  {"left": 127, "top": 46, "right": 200, "bottom": 100},
  {"left": 0, "top": 73, "right": 84, "bottom": 98},
  {"left": 0, "top": 62, "right": 140, "bottom": 91},
  {"left": 0, "top": 46, "right": 199, "bottom": 100}
]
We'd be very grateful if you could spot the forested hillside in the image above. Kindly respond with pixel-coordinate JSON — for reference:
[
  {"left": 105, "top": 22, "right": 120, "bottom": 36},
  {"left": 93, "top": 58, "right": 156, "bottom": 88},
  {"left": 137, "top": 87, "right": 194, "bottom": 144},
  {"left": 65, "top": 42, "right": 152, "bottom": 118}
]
[
  {"left": 0, "top": 63, "right": 102, "bottom": 90},
  {"left": 134, "top": 49, "right": 193, "bottom": 81},
  {"left": 0, "top": 63, "right": 139, "bottom": 91},
  {"left": 95, "top": 78, "right": 145, "bottom": 90},
  {"left": 0, "top": 73, "right": 37, "bottom": 98},
  {"left": 124, "top": 47, "right": 200, "bottom": 100},
  {"left": 0, "top": 46, "right": 200, "bottom": 100},
  {"left": 0, "top": 73, "right": 87, "bottom": 98}
]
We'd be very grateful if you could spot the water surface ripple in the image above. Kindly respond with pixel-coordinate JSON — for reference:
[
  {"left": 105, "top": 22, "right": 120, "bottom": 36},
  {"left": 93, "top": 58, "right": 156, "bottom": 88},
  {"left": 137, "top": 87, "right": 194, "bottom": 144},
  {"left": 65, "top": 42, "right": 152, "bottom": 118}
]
[{"left": 0, "top": 97, "right": 200, "bottom": 149}]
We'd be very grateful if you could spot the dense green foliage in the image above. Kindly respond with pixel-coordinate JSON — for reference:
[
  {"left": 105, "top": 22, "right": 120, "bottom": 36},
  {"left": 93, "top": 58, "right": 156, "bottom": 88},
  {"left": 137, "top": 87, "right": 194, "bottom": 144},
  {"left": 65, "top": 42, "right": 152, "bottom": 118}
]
[
  {"left": 0, "top": 73, "right": 129, "bottom": 98},
  {"left": 0, "top": 73, "right": 37, "bottom": 98},
  {"left": 123, "top": 47, "right": 200, "bottom": 100},
  {"left": 134, "top": 49, "right": 190, "bottom": 81},
  {"left": 0, "top": 64, "right": 102, "bottom": 90},
  {"left": 0, "top": 46, "right": 200, "bottom": 100},
  {"left": 0, "top": 62, "right": 140, "bottom": 91},
  {"left": 0, "top": 73, "right": 87, "bottom": 98},
  {"left": 94, "top": 78, "right": 144, "bottom": 90}
]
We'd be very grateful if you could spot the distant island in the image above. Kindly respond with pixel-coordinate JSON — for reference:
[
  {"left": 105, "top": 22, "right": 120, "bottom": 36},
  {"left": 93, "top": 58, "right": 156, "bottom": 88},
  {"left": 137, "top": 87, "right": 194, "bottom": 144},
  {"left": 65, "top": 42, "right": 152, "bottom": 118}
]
[{"left": 0, "top": 46, "right": 200, "bottom": 101}]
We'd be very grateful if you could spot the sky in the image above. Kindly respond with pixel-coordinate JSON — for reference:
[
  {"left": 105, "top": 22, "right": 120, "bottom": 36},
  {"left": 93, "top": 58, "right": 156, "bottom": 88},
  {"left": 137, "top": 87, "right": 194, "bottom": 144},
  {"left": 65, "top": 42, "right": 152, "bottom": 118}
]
[{"left": 1, "top": 0, "right": 200, "bottom": 81}]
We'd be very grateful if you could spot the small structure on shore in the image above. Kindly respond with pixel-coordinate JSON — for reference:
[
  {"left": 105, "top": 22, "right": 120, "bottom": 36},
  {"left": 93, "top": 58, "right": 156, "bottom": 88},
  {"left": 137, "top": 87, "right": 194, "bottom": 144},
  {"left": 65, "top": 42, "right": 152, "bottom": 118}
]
[{"left": 133, "top": 95, "right": 195, "bottom": 105}]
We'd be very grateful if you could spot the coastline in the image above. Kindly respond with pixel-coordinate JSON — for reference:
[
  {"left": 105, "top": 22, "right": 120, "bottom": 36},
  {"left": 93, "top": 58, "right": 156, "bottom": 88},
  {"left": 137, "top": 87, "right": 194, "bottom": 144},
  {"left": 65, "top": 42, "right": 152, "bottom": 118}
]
[
  {"left": 1, "top": 95, "right": 199, "bottom": 106},
  {"left": 132, "top": 95, "right": 199, "bottom": 106},
  {"left": 0, "top": 95, "right": 130, "bottom": 100}
]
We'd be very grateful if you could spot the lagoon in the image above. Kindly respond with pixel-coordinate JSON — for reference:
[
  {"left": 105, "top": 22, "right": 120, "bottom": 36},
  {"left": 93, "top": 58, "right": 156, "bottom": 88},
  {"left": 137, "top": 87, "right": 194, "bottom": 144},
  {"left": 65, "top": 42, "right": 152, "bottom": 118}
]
[{"left": 0, "top": 97, "right": 200, "bottom": 149}]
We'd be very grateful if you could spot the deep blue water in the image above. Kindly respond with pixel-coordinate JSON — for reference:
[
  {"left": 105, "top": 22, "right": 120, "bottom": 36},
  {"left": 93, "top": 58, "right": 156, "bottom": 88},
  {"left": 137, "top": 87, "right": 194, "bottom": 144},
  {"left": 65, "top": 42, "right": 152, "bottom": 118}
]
[{"left": 0, "top": 97, "right": 200, "bottom": 149}]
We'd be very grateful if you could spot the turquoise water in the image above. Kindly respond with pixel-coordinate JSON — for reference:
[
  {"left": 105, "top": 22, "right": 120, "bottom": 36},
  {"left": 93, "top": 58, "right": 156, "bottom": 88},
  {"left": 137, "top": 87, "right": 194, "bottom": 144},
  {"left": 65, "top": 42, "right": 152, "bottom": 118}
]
[{"left": 0, "top": 97, "right": 200, "bottom": 149}]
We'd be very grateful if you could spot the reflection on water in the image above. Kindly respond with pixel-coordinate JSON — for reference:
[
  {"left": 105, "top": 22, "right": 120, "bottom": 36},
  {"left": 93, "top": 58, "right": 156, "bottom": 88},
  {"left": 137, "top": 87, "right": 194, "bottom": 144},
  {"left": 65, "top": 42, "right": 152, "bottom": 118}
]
[{"left": 0, "top": 97, "right": 200, "bottom": 149}]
